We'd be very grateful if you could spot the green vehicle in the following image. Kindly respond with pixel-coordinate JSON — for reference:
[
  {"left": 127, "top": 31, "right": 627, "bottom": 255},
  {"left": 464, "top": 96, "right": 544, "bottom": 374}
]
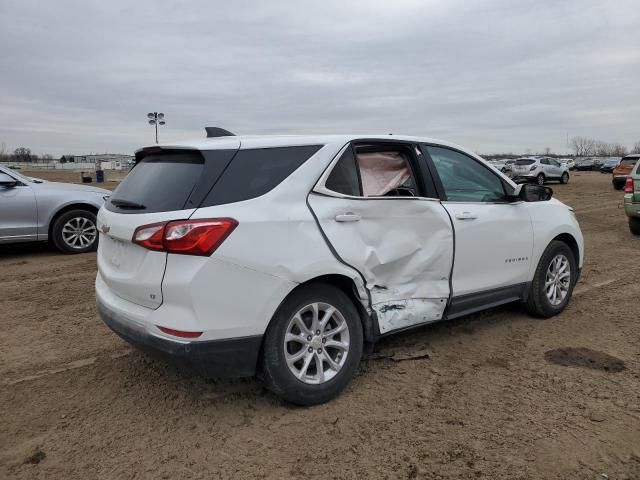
[{"left": 624, "top": 159, "right": 640, "bottom": 235}]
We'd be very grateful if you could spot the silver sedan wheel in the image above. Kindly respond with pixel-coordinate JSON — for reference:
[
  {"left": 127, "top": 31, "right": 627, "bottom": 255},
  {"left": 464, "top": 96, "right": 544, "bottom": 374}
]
[
  {"left": 61, "top": 216, "right": 97, "bottom": 249},
  {"left": 545, "top": 254, "right": 571, "bottom": 306},
  {"left": 284, "top": 302, "right": 350, "bottom": 385}
]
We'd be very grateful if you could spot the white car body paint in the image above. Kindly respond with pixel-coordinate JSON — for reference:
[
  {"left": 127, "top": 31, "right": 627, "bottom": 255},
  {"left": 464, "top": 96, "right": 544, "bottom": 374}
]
[
  {"left": 441, "top": 201, "right": 534, "bottom": 296},
  {"left": 96, "top": 134, "right": 584, "bottom": 353}
]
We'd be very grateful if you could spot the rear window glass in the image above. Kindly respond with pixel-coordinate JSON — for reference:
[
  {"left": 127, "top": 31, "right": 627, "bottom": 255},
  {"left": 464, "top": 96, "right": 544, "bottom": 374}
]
[
  {"left": 621, "top": 158, "right": 639, "bottom": 166},
  {"left": 107, "top": 151, "right": 204, "bottom": 213},
  {"left": 515, "top": 159, "right": 535, "bottom": 165},
  {"left": 201, "top": 145, "right": 322, "bottom": 206}
]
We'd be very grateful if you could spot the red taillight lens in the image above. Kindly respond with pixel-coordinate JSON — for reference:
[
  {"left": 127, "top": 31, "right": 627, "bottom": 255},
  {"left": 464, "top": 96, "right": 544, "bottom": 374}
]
[
  {"left": 157, "top": 326, "right": 202, "bottom": 338},
  {"left": 164, "top": 218, "right": 238, "bottom": 256},
  {"left": 132, "top": 218, "right": 238, "bottom": 256},
  {"left": 132, "top": 222, "right": 165, "bottom": 251},
  {"left": 530, "top": 165, "right": 537, "bottom": 171},
  {"left": 624, "top": 177, "right": 634, "bottom": 193}
]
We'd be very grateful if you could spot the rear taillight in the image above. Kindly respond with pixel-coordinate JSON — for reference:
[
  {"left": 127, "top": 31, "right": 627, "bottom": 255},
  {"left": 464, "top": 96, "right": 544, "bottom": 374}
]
[
  {"left": 529, "top": 165, "right": 537, "bottom": 171},
  {"left": 133, "top": 218, "right": 238, "bottom": 256},
  {"left": 624, "top": 177, "right": 634, "bottom": 193}
]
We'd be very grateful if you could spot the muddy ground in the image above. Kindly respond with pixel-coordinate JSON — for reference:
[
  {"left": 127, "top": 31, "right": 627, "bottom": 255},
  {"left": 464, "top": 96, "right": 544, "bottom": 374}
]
[{"left": 1, "top": 172, "right": 639, "bottom": 479}]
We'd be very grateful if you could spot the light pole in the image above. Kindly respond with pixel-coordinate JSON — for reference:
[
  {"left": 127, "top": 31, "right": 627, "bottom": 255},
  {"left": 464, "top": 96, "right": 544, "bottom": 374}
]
[{"left": 147, "top": 112, "right": 166, "bottom": 144}]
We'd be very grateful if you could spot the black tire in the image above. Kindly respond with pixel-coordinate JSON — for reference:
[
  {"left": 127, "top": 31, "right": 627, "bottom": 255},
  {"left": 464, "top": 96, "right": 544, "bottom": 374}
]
[
  {"left": 51, "top": 209, "right": 98, "bottom": 254},
  {"left": 629, "top": 217, "right": 640, "bottom": 236},
  {"left": 525, "top": 241, "right": 577, "bottom": 318},
  {"left": 560, "top": 172, "right": 569, "bottom": 184},
  {"left": 537, "top": 173, "right": 545, "bottom": 185},
  {"left": 261, "top": 283, "right": 363, "bottom": 406},
  {"left": 613, "top": 183, "right": 624, "bottom": 191}
]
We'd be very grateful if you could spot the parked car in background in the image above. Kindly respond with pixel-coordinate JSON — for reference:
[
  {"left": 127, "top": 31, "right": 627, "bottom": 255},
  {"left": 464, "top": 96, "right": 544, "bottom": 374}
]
[
  {"left": 96, "top": 133, "right": 583, "bottom": 405},
  {"left": 0, "top": 164, "right": 109, "bottom": 252},
  {"left": 600, "top": 158, "right": 620, "bottom": 173},
  {"left": 612, "top": 154, "right": 640, "bottom": 190},
  {"left": 560, "top": 158, "right": 576, "bottom": 170},
  {"left": 623, "top": 159, "right": 640, "bottom": 235},
  {"left": 575, "top": 158, "right": 597, "bottom": 171},
  {"left": 510, "top": 157, "right": 570, "bottom": 185}
]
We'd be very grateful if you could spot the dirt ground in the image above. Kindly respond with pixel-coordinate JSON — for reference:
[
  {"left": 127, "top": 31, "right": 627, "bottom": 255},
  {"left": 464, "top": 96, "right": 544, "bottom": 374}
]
[
  {"left": 14, "top": 168, "right": 123, "bottom": 190},
  {"left": 1, "top": 172, "right": 639, "bottom": 479}
]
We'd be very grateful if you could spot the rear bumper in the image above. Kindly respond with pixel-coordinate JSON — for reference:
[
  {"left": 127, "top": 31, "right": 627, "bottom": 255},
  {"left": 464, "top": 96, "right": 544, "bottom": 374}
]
[
  {"left": 624, "top": 201, "right": 640, "bottom": 218},
  {"left": 613, "top": 176, "right": 628, "bottom": 187},
  {"left": 512, "top": 175, "right": 536, "bottom": 183},
  {"left": 97, "top": 298, "right": 262, "bottom": 378}
]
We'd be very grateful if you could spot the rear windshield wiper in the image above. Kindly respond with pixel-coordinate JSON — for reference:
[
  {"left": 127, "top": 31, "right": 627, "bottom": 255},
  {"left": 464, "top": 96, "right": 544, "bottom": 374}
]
[{"left": 110, "top": 198, "right": 147, "bottom": 209}]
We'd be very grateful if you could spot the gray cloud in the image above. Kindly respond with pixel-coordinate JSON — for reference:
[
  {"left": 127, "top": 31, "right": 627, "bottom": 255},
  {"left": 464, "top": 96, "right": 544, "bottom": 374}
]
[{"left": 0, "top": 0, "right": 638, "bottom": 156}]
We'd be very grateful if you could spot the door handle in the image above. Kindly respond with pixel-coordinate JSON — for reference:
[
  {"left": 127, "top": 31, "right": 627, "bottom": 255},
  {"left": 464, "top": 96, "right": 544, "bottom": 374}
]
[
  {"left": 455, "top": 211, "right": 477, "bottom": 220},
  {"left": 334, "top": 212, "right": 361, "bottom": 222}
]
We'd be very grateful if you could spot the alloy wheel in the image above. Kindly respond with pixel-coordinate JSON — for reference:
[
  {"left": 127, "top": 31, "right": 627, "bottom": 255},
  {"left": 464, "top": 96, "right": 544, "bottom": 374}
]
[
  {"left": 284, "top": 302, "right": 350, "bottom": 385},
  {"left": 545, "top": 254, "right": 571, "bottom": 306},
  {"left": 61, "top": 216, "right": 97, "bottom": 249}
]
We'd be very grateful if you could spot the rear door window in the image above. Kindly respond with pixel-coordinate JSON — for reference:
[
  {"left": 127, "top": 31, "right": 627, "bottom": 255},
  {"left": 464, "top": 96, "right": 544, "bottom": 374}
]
[
  {"left": 107, "top": 151, "right": 205, "bottom": 214},
  {"left": 323, "top": 143, "right": 425, "bottom": 198}
]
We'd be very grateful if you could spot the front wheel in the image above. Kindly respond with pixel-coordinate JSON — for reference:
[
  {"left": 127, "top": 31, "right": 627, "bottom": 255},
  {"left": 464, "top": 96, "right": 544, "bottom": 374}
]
[
  {"left": 629, "top": 217, "right": 640, "bottom": 236},
  {"left": 51, "top": 209, "right": 98, "bottom": 254},
  {"left": 261, "top": 284, "right": 363, "bottom": 405},
  {"left": 537, "top": 173, "right": 545, "bottom": 185},
  {"left": 525, "top": 241, "right": 577, "bottom": 318},
  {"left": 560, "top": 172, "right": 569, "bottom": 184}
]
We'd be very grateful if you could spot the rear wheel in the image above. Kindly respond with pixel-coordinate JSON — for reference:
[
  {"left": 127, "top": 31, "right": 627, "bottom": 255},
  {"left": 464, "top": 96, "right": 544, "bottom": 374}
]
[
  {"left": 51, "top": 209, "right": 98, "bottom": 254},
  {"left": 613, "top": 182, "right": 624, "bottom": 191},
  {"left": 537, "top": 173, "right": 545, "bottom": 185},
  {"left": 525, "top": 241, "right": 577, "bottom": 318},
  {"left": 560, "top": 172, "right": 569, "bottom": 184},
  {"left": 629, "top": 217, "right": 640, "bottom": 236},
  {"left": 261, "top": 284, "right": 363, "bottom": 405}
]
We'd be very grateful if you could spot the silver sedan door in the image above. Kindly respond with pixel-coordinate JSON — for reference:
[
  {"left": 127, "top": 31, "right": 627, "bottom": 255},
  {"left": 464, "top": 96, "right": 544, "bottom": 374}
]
[{"left": 0, "top": 171, "right": 38, "bottom": 242}]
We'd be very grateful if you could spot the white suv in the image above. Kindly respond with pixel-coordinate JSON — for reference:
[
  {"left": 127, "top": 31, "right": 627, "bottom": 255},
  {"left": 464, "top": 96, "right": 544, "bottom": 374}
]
[
  {"left": 96, "top": 133, "right": 584, "bottom": 405},
  {"left": 511, "top": 157, "right": 570, "bottom": 185}
]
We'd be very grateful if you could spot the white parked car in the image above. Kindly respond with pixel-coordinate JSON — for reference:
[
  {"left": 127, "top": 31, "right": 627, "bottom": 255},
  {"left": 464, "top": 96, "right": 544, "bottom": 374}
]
[
  {"left": 96, "top": 133, "right": 584, "bottom": 405},
  {"left": 511, "top": 157, "right": 570, "bottom": 185}
]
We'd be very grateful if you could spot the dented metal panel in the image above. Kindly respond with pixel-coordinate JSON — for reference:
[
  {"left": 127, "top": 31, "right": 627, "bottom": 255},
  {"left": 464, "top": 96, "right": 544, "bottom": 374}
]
[{"left": 307, "top": 193, "right": 454, "bottom": 334}]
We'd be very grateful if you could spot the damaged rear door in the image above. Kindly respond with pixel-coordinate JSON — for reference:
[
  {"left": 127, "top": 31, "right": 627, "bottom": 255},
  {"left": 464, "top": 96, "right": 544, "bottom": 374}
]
[{"left": 308, "top": 141, "right": 454, "bottom": 334}]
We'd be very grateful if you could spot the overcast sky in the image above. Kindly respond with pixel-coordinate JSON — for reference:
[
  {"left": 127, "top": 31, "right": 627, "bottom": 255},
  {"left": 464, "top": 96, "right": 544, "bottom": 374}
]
[{"left": 0, "top": 0, "right": 638, "bottom": 156}]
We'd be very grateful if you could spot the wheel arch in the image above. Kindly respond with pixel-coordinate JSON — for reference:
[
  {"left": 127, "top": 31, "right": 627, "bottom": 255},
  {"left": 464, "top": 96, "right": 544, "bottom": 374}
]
[
  {"left": 256, "top": 273, "right": 377, "bottom": 375},
  {"left": 48, "top": 203, "right": 99, "bottom": 239},
  {"left": 552, "top": 232, "right": 580, "bottom": 266}
]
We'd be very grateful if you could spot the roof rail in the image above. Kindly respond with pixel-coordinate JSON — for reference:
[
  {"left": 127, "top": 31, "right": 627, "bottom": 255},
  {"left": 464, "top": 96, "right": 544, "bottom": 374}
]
[{"left": 205, "top": 127, "right": 235, "bottom": 138}]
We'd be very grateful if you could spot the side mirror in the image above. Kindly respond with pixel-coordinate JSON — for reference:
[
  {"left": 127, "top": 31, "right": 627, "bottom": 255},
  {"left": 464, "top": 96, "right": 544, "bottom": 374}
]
[
  {"left": 0, "top": 172, "right": 18, "bottom": 188},
  {"left": 510, "top": 183, "right": 553, "bottom": 202}
]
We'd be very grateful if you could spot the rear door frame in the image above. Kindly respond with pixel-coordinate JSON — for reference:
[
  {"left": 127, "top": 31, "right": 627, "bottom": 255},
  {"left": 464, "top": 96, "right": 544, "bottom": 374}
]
[{"left": 309, "top": 138, "right": 455, "bottom": 335}]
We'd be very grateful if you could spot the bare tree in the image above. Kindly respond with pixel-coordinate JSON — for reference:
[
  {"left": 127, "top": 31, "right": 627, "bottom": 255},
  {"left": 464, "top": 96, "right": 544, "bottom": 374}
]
[
  {"left": 544, "top": 147, "right": 551, "bottom": 155},
  {"left": 13, "top": 146, "right": 32, "bottom": 162},
  {"left": 609, "top": 143, "right": 628, "bottom": 157},
  {"left": 570, "top": 136, "right": 596, "bottom": 157},
  {"left": 594, "top": 140, "right": 611, "bottom": 156},
  {"left": 631, "top": 141, "right": 640, "bottom": 155}
]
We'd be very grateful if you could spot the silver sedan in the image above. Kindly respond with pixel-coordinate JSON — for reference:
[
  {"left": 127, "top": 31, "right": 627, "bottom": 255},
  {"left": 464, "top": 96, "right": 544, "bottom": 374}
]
[{"left": 0, "top": 164, "right": 110, "bottom": 253}]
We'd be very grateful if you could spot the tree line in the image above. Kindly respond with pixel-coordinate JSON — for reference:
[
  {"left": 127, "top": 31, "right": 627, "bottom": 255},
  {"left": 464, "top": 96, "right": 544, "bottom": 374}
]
[
  {"left": 0, "top": 143, "right": 69, "bottom": 163},
  {"left": 570, "top": 137, "right": 640, "bottom": 157}
]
